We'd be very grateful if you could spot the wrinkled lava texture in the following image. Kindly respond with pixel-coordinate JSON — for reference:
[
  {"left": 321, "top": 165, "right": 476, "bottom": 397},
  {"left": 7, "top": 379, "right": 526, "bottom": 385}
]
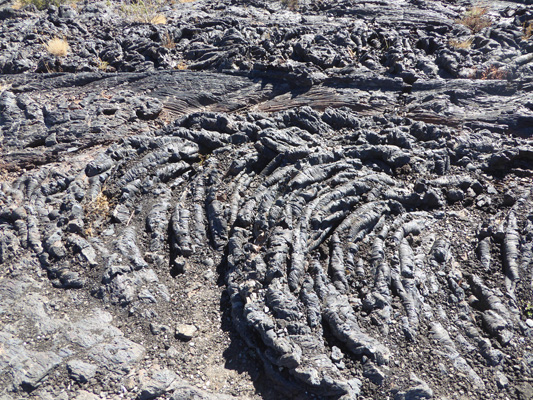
[{"left": 1, "top": 0, "right": 533, "bottom": 399}]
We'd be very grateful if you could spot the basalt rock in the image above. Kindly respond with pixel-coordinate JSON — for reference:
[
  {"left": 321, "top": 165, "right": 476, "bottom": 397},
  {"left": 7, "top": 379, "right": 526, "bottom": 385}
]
[{"left": 1, "top": 0, "right": 533, "bottom": 399}]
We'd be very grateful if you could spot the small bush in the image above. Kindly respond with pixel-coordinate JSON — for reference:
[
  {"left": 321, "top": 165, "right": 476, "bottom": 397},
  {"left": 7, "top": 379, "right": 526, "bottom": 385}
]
[
  {"left": 456, "top": 7, "right": 492, "bottom": 33},
  {"left": 46, "top": 37, "right": 69, "bottom": 57}
]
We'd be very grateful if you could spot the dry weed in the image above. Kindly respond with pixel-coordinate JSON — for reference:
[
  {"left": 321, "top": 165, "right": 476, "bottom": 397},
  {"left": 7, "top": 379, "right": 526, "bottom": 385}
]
[
  {"left": 83, "top": 191, "right": 111, "bottom": 236},
  {"left": 449, "top": 37, "right": 473, "bottom": 49},
  {"left": 524, "top": 22, "right": 533, "bottom": 40},
  {"left": 162, "top": 32, "right": 176, "bottom": 49},
  {"left": 96, "top": 57, "right": 109, "bottom": 71},
  {"left": 469, "top": 65, "right": 508, "bottom": 80},
  {"left": 151, "top": 14, "right": 167, "bottom": 24},
  {"left": 46, "top": 37, "right": 69, "bottom": 57},
  {"left": 176, "top": 61, "right": 187, "bottom": 70},
  {"left": 120, "top": 0, "right": 168, "bottom": 24},
  {"left": 14, "top": 0, "right": 78, "bottom": 10},
  {"left": 456, "top": 6, "right": 492, "bottom": 33},
  {"left": 480, "top": 65, "right": 508, "bottom": 80}
]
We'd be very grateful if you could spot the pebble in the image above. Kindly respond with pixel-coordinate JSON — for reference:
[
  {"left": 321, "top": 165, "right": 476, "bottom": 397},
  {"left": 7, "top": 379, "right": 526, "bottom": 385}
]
[{"left": 175, "top": 324, "right": 198, "bottom": 341}]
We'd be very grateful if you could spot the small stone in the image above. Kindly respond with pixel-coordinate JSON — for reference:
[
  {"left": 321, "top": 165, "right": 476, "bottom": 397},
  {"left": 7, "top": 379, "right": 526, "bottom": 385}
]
[
  {"left": 73, "top": 391, "right": 100, "bottom": 400},
  {"left": 150, "top": 323, "right": 170, "bottom": 336},
  {"left": 203, "top": 258, "right": 214, "bottom": 268},
  {"left": 68, "top": 218, "right": 85, "bottom": 234},
  {"left": 173, "top": 256, "right": 189, "bottom": 274},
  {"left": 487, "top": 185, "right": 498, "bottom": 195},
  {"left": 446, "top": 188, "right": 464, "bottom": 202},
  {"left": 203, "top": 269, "right": 214, "bottom": 281},
  {"left": 138, "top": 368, "right": 178, "bottom": 400},
  {"left": 331, "top": 346, "right": 344, "bottom": 362},
  {"left": 503, "top": 191, "right": 516, "bottom": 206},
  {"left": 495, "top": 371, "right": 509, "bottom": 389},
  {"left": 112, "top": 204, "right": 130, "bottom": 224},
  {"left": 67, "top": 360, "right": 98, "bottom": 383},
  {"left": 516, "top": 382, "right": 533, "bottom": 400},
  {"left": 166, "top": 346, "right": 180, "bottom": 358},
  {"left": 175, "top": 324, "right": 198, "bottom": 341},
  {"left": 363, "top": 362, "right": 386, "bottom": 386}
]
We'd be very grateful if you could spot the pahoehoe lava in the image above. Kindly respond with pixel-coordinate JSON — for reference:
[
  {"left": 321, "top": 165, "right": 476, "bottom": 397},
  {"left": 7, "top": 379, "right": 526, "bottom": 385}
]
[{"left": 1, "top": 0, "right": 533, "bottom": 399}]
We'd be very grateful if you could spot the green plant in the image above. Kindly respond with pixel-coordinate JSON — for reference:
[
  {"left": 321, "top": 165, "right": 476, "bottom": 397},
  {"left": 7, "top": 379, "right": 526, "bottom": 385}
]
[{"left": 456, "top": 6, "right": 492, "bottom": 33}]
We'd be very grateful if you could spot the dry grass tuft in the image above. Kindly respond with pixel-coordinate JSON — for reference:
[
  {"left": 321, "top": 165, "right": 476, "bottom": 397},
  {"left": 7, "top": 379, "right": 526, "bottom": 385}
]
[
  {"left": 456, "top": 6, "right": 492, "bottom": 33},
  {"left": 97, "top": 58, "right": 109, "bottom": 71},
  {"left": 449, "top": 37, "right": 474, "bottom": 49},
  {"left": 14, "top": 0, "right": 78, "bottom": 10},
  {"left": 120, "top": 0, "right": 169, "bottom": 24},
  {"left": 151, "top": 14, "right": 167, "bottom": 24},
  {"left": 469, "top": 65, "right": 509, "bottom": 80},
  {"left": 46, "top": 37, "right": 69, "bottom": 57},
  {"left": 162, "top": 32, "right": 176, "bottom": 49},
  {"left": 524, "top": 22, "right": 533, "bottom": 40},
  {"left": 176, "top": 61, "right": 187, "bottom": 70},
  {"left": 83, "top": 191, "right": 111, "bottom": 237},
  {"left": 480, "top": 65, "right": 508, "bottom": 80}
]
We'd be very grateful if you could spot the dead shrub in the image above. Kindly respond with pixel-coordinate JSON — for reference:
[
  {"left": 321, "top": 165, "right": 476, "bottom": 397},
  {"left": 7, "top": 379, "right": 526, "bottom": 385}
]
[
  {"left": 162, "top": 32, "right": 176, "bottom": 49},
  {"left": 456, "top": 6, "right": 492, "bottom": 33},
  {"left": 46, "top": 37, "right": 69, "bottom": 57},
  {"left": 151, "top": 14, "right": 167, "bottom": 25},
  {"left": 15, "top": 0, "right": 78, "bottom": 10},
  {"left": 120, "top": 0, "right": 168, "bottom": 24},
  {"left": 83, "top": 191, "right": 111, "bottom": 236},
  {"left": 469, "top": 65, "right": 508, "bottom": 80},
  {"left": 449, "top": 37, "right": 474, "bottom": 49},
  {"left": 524, "top": 22, "right": 533, "bottom": 40}
]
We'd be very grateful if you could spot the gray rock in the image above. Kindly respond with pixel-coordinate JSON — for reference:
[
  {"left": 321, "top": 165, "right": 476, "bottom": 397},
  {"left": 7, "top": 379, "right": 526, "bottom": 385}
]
[
  {"left": 67, "top": 359, "right": 98, "bottom": 383},
  {"left": 138, "top": 368, "right": 178, "bottom": 400},
  {"left": 175, "top": 324, "right": 198, "bottom": 341},
  {"left": 495, "top": 371, "right": 509, "bottom": 389},
  {"left": 88, "top": 337, "right": 145, "bottom": 374}
]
